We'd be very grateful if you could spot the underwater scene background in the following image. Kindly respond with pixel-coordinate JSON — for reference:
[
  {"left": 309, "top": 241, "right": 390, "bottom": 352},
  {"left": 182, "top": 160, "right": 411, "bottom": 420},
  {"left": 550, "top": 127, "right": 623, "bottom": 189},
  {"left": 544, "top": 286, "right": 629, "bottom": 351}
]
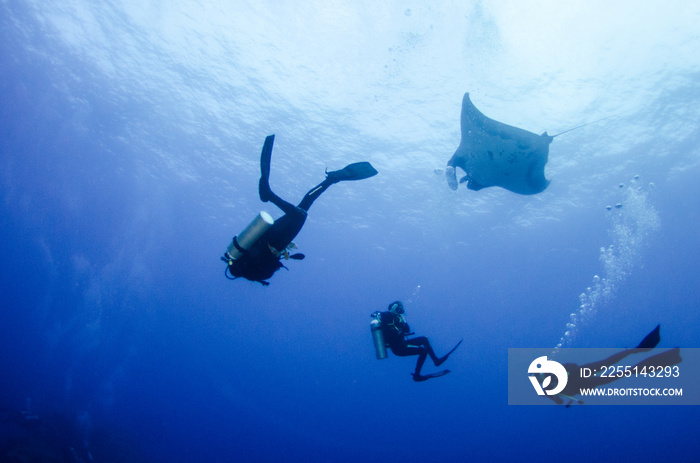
[{"left": 1, "top": 1, "right": 699, "bottom": 462}]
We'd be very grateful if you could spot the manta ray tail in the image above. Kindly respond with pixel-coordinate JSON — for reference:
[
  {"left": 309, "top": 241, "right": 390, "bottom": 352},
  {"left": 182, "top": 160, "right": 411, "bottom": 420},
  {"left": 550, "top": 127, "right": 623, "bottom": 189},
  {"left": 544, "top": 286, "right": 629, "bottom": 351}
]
[{"left": 550, "top": 115, "right": 617, "bottom": 138}]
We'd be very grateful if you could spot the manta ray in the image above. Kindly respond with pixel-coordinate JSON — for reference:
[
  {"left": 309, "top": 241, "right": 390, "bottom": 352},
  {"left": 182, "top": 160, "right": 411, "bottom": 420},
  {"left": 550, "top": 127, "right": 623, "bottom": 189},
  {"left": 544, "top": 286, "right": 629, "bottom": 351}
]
[{"left": 446, "top": 93, "right": 553, "bottom": 195}]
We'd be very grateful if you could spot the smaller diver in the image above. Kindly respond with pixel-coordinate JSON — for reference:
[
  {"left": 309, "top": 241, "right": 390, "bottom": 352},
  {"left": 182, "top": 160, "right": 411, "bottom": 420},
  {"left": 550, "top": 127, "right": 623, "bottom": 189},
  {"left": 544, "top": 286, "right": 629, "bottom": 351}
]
[
  {"left": 222, "top": 134, "right": 377, "bottom": 285},
  {"left": 546, "top": 324, "right": 682, "bottom": 406},
  {"left": 371, "top": 301, "right": 462, "bottom": 382}
]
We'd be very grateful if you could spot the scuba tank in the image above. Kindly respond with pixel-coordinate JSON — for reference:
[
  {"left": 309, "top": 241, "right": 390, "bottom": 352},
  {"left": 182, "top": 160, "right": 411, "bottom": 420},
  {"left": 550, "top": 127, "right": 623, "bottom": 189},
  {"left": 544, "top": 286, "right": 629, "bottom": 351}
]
[
  {"left": 225, "top": 211, "right": 274, "bottom": 259},
  {"left": 370, "top": 313, "right": 387, "bottom": 359}
]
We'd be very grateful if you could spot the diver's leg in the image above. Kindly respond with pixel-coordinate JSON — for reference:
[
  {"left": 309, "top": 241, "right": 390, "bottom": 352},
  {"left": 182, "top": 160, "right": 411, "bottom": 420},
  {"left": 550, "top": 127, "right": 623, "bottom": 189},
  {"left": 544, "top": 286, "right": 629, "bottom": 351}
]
[
  {"left": 264, "top": 210, "right": 307, "bottom": 251},
  {"left": 580, "top": 349, "right": 639, "bottom": 373},
  {"left": 258, "top": 135, "right": 298, "bottom": 215},
  {"left": 297, "top": 179, "right": 334, "bottom": 211},
  {"left": 388, "top": 341, "right": 421, "bottom": 357},
  {"left": 413, "top": 349, "right": 429, "bottom": 377},
  {"left": 584, "top": 325, "right": 663, "bottom": 373},
  {"left": 262, "top": 187, "right": 298, "bottom": 216},
  {"left": 390, "top": 341, "right": 429, "bottom": 378},
  {"left": 297, "top": 162, "right": 378, "bottom": 211},
  {"left": 389, "top": 341, "right": 440, "bottom": 381},
  {"left": 405, "top": 337, "right": 440, "bottom": 364}
]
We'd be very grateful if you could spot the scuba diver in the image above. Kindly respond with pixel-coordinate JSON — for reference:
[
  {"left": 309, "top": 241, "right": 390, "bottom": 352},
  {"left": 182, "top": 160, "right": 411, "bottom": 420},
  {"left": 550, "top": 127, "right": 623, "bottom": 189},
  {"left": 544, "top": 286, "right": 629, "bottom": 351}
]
[
  {"left": 546, "top": 324, "right": 683, "bottom": 406},
  {"left": 222, "top": 134, "right": 378, "bottom": 285},
  {"left": 370, "top": 301, "right": 463, "bottom": 382}
]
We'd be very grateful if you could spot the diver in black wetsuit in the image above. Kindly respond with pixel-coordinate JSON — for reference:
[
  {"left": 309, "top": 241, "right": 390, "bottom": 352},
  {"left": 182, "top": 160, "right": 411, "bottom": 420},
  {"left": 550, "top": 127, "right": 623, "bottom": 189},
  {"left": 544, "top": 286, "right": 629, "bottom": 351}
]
[
  {"left": 373, "top": 301, "right": 462, "bottom": 382},
  {"left": 223, "top": 134, "right": 378, "bottom": 285},
  {"left": 546, "top": 324, "right": 683, "bottom": 406}
]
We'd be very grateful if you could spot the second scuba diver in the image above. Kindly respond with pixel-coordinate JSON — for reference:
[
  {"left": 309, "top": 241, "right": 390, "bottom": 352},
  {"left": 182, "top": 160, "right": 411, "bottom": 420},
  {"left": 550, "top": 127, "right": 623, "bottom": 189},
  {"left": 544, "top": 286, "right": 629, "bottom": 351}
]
[
  {"left": 371, "top": 301, "right": 463, "bottom": 381},
  {"left": 545, "top": 324, "right": 682, "bottom": 406},
  {"left": 222, "top": 134, "right": 378, "bottom": 285}
]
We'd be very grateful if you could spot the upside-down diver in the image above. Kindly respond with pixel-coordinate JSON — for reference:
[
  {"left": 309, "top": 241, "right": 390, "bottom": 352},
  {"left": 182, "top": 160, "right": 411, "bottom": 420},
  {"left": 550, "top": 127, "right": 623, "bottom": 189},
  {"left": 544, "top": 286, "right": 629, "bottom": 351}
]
[{"left": 222, "top": 134, "right": 378, "bottom": 285}]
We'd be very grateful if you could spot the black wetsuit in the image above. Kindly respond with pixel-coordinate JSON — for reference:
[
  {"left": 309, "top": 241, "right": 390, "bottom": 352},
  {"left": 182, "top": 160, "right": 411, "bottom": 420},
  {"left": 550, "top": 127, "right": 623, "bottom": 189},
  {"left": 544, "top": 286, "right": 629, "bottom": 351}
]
[
  {"left": 226, "top": 134, "right": 376, "bottom": 285},
  {"left": 378, "top": 311, "right": 442, "bottom": 378},
  {"left": 227, "top": 179, "right": 333, "bottom": 285}
]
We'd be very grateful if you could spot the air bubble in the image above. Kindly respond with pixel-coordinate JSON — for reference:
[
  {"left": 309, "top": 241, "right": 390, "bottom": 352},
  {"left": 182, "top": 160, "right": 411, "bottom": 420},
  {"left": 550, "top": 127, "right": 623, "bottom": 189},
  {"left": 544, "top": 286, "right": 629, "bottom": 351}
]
[{"left": 555, "top": 177, "right": 659, "bottom": 349}]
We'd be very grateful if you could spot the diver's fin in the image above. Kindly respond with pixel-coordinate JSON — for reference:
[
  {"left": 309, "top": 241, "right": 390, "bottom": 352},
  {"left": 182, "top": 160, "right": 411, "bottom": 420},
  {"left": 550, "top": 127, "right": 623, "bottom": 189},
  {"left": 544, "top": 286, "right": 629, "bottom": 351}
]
[
  {"left": 636, "top": 324, "right": 660, "bottom": 350},
  {"left": 259, "top": 135, "right": 275, "bottom": 202},
  {"left": 289, "top": 253, "right": 305, "bottom": 260},
  {"left": 435, "top": 339, "right": 463, "bottom": 367},
  {"left": 326, "top": 162, "right": 378, "bottom": 183},
  {"left": 412, "top": 370, "right": 451, "bottom": 382}
]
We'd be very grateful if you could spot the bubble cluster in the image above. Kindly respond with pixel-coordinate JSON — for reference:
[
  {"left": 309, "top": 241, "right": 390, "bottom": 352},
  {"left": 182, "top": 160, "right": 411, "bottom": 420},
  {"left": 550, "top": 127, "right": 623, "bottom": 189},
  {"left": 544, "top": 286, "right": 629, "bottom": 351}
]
[
  {"left": 554, "top": 177, "right": 659, "bottom": 351},
  {"left": 404, "top": 284, "right": 422, "bottom": 306}
]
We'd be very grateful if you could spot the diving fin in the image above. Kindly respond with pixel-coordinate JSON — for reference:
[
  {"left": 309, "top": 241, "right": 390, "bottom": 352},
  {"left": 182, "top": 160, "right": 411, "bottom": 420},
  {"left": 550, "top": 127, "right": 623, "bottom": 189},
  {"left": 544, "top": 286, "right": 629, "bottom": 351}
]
[
  {"left": 435, "top": 339, "right": 463, "bottom": 367},
  {"left": 326, "top": 162, "right": 378, "bottom": 183},
  {"left": 636, "top": 324, "right": 660, "bottom": 350},
  {"left": 259, "top": 135, "right": 275, "bottom": 202},
  {"left": 412, "top": 370, "right": 451, "bottom": 382}
]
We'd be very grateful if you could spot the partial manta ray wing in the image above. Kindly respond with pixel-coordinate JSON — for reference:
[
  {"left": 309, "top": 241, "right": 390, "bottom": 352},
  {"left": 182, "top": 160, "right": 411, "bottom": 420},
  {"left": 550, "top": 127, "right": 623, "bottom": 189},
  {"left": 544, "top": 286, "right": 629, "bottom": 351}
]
[{"left": 446, "top": 93, "right": 552, "bottom": 195}]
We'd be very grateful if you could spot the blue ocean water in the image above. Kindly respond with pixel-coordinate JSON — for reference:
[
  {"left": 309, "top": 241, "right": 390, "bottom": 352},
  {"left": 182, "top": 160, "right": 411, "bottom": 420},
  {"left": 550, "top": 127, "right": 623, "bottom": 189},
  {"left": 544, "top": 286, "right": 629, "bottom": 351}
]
[{"left": 1, "top": 1, "right": 699, "bottom": 462}]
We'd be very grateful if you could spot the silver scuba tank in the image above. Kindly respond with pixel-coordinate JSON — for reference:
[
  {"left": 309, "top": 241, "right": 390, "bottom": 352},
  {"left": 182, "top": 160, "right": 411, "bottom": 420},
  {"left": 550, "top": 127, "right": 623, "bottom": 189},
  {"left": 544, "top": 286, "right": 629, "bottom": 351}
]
[
  {"left": 226, "top": 211, "right": 274, "bottom": 259},
  {"left": 370, "top": 316, "right": 387, "bottom": 359}
]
